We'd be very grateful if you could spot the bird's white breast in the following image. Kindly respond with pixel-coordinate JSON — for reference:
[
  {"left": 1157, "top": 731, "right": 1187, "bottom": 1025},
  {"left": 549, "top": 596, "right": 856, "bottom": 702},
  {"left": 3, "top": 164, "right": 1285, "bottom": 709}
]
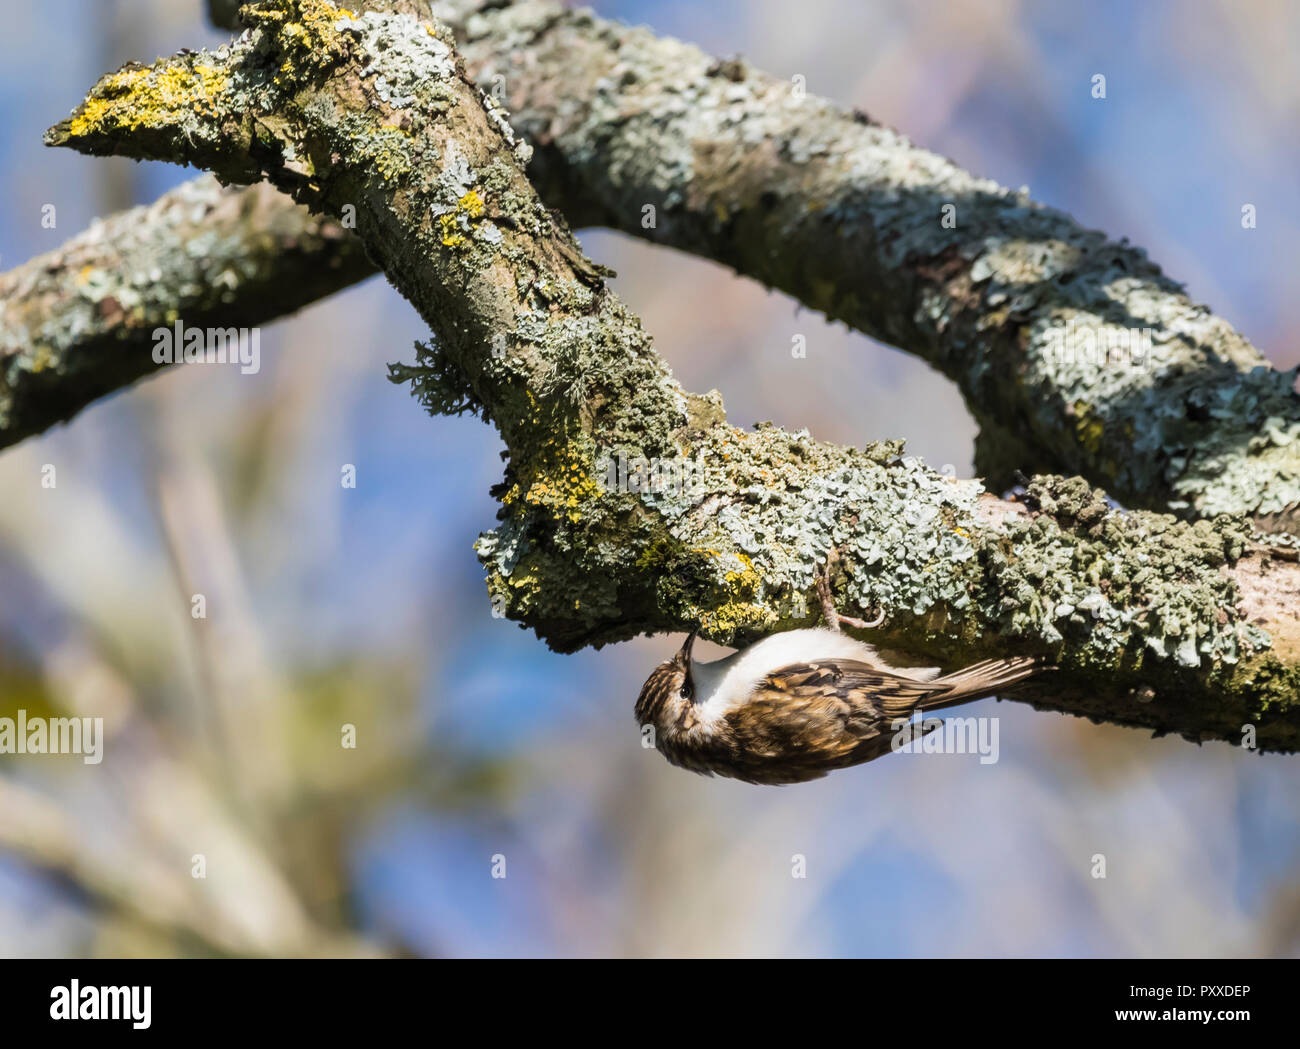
[{"left": 689, "top": 628, "right": 895, "bottom": 724}]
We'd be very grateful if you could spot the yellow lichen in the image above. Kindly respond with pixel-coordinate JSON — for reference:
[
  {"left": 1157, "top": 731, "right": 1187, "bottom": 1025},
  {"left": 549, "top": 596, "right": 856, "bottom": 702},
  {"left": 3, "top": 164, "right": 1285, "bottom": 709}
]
[
  {"left": 459, "top": 189, "right": 485, "bottom": 219},
  {"left": 439, "top": 213, "right": 466, "bottom": 248},
  {"left": 723, "top": 552, "right": 761, "bottom": 594},
  {"left": 439, "top": 188, "right": 489, "bottom": 249},
  {"left": 501, "top": 439, "right": 602, "bottom": 524},
  {"left": 1073, "top": 400, "right": 1105, "bottom": 456},
  {"left": 267, "top": 0, "right": 358, "bottom": 83},
  {"left": 68, "top": 62, "right": 227, "bottom": 139},
  {"left": 703, "top": 599, "right": 775, "bottom": 635}
]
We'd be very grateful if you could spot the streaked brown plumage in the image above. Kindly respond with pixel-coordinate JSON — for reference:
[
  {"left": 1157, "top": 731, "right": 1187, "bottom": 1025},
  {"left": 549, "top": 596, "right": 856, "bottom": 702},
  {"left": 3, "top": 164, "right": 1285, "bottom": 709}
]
[{"left": 635, "top": 629, "right": 1044, "bottom": 785}]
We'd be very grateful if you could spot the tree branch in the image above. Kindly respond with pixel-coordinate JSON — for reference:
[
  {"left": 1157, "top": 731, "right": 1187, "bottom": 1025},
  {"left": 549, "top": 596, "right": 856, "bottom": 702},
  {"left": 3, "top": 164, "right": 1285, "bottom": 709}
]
[
  {"left": 11, "top": 0, "right": 1299, "bottom": 532},
  {"left": 6, "top": 0, "right": 1298, "bottom": 532},
  {"left": 43, "top": 0, "right": 1300, "bottom": 749},
  {"left": 0, "top": 177, "right": 370, "bottom": 446}
]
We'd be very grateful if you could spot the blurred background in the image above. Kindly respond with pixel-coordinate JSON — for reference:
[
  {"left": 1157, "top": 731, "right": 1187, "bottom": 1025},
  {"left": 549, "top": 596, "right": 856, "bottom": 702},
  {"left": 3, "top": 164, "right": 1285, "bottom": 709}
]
[{"left": 1, "top": 0, "right": 1299, "bottom": 957}]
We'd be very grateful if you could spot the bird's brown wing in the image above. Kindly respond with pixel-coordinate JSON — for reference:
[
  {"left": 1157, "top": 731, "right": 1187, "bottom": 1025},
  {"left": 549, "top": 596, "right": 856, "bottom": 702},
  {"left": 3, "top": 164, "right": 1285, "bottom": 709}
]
[
  {"left": 763, "top": 659, "right": 956, "bottom": 717},
  {"left": 719, "top": 659, "right": 955, "bottom": 783}
]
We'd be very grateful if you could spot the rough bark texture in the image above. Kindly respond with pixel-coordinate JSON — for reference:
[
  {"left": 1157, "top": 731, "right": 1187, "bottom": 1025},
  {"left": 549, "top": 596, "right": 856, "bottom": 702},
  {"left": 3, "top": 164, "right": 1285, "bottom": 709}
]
[
  {"left": 5, "top": 0, "right": 1299, "bottom": 534},
  {"left": 43, "top": 0, "right": 1300, "bottom": 750}
]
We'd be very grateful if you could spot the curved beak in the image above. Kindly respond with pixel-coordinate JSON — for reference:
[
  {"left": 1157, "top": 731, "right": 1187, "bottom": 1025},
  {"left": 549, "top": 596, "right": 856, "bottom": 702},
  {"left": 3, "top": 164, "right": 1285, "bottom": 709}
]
[{"left": 675, "top": 629, "right": 698, "bottom": 666}]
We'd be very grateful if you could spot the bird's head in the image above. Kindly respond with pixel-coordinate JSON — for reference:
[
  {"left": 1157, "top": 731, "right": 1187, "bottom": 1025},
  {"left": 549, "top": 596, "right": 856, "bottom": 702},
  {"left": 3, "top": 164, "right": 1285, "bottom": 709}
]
[{"left": 634, "top": 630, "right": 697, "bottom": 727}]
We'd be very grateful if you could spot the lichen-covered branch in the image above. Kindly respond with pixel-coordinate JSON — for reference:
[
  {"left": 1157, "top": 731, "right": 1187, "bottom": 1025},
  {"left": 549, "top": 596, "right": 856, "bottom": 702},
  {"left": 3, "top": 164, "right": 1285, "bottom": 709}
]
[
  {"left": 205, "top": 0, "right": 1300, "bottom": 526},
  {"left": 0, "top": 176, "right": 371, "bottom": 446},
  {"left": 11, "top": 0, "right": 1300, "bottom": 532},
  {"left": 45, "top": 0, "right": 1300, "bottom": 750},
  {"left": 441, "top": 0, "right": 1300, "bottom": 524}
]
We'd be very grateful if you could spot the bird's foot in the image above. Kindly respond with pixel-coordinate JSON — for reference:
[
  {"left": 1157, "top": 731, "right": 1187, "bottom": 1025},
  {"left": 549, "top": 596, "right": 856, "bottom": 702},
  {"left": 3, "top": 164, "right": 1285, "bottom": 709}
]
[{"left": 816, "top": 549, "right": 885, "bottom": 632}]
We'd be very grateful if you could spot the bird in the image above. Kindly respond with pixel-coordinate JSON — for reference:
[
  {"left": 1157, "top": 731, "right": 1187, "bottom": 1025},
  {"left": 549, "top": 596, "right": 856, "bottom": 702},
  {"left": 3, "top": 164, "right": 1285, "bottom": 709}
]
[{"left": 634, "top": 570, "right": 1045, "bottom": 785}]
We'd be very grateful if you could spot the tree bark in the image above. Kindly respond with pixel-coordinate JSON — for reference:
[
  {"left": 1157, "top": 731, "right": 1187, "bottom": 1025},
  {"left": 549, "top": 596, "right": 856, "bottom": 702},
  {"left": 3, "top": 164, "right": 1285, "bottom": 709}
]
[{"left": 0, "top": 177, "right": 370, "bottom": 446}]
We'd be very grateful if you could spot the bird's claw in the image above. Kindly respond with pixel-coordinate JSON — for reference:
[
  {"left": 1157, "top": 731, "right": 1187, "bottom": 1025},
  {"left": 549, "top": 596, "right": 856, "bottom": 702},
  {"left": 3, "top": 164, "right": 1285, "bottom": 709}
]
[
  {"left": 837, "top": 608, "right": 887, "bottom": 631},
  {"left": 816, "top": 550, "right": 885, "bottom": 632}
]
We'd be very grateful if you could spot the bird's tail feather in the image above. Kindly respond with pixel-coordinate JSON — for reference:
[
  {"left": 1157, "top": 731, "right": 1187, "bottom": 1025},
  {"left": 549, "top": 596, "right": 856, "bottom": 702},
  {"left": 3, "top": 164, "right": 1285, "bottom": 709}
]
[{"left": 920, "top": 656, "right": 1044, "bottom": 710}]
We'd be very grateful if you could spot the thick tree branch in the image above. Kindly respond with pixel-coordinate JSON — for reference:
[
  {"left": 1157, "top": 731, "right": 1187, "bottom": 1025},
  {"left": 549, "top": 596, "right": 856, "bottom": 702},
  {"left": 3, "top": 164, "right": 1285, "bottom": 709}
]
[
  {"left": 45, "top": 0, "right": 1300, "bottom": 749},
  {"left": 12, "top": 0, "right": 1300, "bottom": 530}
]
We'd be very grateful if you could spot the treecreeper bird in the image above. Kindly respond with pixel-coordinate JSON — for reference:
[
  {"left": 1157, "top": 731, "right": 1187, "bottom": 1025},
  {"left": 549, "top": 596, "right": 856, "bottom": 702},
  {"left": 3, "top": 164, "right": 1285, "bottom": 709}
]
[{"left": 635, "top": 571, "right": 1045, "bottom": 785}]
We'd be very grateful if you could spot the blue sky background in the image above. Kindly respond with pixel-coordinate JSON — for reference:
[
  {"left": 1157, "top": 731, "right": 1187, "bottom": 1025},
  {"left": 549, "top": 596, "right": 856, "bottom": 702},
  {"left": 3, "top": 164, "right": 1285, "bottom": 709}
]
[{"left": 0, "top": 0, "right": 1298, "bottom": 957}]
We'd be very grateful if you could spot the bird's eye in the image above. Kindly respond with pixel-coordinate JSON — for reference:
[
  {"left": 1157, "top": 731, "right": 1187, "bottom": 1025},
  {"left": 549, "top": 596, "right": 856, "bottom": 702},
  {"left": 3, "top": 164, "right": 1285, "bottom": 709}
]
[{"left": 679, "top": 681, "right": 693, "bottom": 700}]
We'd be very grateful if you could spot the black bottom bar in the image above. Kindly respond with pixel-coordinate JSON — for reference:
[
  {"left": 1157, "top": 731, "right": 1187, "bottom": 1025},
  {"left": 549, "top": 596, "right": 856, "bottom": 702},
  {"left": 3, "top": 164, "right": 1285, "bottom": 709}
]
[{"left": 0, "top": 958, "right": 1288, "bottom": 1036}]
